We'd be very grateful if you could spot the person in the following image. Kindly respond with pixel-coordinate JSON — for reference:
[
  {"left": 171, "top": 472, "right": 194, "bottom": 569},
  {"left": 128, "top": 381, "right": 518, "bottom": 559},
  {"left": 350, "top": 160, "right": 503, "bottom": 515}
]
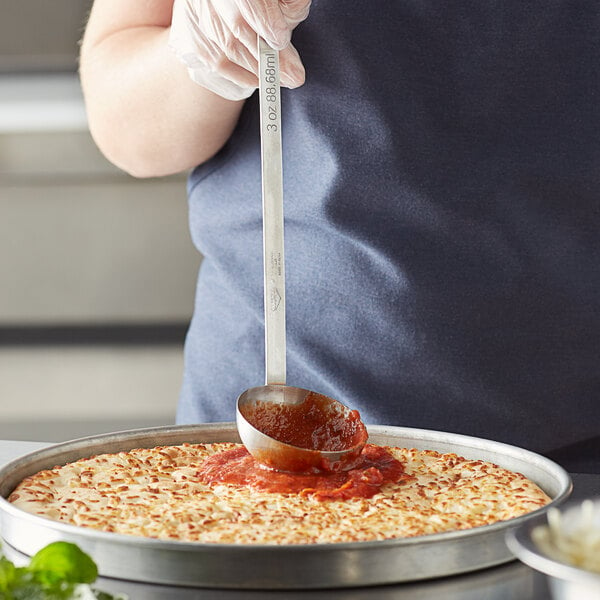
[{"left": 80, "top": 1, "right": 600, "bottom": 473}]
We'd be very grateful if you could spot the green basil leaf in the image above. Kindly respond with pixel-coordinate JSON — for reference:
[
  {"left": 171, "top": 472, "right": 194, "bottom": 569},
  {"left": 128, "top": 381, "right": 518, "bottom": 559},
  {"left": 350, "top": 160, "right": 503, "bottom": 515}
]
[{"left": 28, "top": 543, "right": 98, "bottom": 585}]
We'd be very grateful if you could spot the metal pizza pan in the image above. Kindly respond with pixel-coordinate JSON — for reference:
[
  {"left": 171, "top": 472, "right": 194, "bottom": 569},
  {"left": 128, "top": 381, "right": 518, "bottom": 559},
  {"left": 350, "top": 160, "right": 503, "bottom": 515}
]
[{"left": 0, "top": 423, "right": 572, "bottom": 589}]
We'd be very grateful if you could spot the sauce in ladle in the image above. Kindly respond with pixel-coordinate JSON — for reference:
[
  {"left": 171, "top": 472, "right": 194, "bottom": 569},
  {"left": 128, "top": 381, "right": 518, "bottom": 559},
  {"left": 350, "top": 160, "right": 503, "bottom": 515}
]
[
  {"left": 242, "top": 391, "right": 367, "bottom": 452},
  {"left": 238, "top": 390, "right": 369, "bottom": 473}
]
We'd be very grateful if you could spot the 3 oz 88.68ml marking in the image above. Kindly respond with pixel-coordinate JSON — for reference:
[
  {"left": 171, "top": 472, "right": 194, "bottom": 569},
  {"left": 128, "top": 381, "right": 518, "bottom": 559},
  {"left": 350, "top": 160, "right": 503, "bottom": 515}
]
[{"left": 263, "top": 52, "right": 279, "bottom": 132}]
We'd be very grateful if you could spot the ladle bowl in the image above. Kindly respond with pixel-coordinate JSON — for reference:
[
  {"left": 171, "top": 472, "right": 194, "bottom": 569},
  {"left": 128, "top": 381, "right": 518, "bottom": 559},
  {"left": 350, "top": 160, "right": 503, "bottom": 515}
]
[{"left": 237, "top": 385, "right": 368, "bottom": 473}]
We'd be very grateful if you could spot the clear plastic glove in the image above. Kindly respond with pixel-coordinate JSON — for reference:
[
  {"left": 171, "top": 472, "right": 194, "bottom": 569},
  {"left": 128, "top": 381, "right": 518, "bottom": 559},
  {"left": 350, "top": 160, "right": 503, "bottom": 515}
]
[{"left": 169, "top": 0, "right": 311, "bottom": 101}]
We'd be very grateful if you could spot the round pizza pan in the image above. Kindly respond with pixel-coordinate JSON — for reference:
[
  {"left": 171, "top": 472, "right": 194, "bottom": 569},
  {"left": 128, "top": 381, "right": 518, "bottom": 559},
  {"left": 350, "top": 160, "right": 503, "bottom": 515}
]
[{"left": 0, "top": 423, "right": 572, "bottom": 589}]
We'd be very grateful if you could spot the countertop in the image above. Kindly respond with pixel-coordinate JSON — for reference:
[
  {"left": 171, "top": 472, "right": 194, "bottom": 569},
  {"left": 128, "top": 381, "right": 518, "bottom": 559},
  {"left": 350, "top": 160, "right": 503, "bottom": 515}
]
[{"left": 1, "top": 439, "right": 598, "bottom": 599}]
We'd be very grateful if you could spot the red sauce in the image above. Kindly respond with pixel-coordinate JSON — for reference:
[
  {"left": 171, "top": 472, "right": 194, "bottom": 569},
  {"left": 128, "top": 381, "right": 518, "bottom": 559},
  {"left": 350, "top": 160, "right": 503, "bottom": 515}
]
[
  {"left": 196, "top": 444, "right": 412, "bottom": 501},
  {"left": 240, "top": 392, "right": 368, "bottom": 452}
]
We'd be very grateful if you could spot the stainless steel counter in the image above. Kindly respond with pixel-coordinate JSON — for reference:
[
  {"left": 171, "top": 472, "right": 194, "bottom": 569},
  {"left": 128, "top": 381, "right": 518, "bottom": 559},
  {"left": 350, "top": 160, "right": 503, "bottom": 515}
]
[{"left": 1, "top": 440, "right": 598, "bottom": 599}]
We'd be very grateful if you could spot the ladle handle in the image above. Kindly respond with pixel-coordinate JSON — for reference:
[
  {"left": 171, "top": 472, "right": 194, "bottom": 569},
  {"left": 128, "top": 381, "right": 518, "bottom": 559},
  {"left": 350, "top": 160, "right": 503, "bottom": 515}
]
[{"left": 259, "top": 37, "right": 286, "bottom": 385}]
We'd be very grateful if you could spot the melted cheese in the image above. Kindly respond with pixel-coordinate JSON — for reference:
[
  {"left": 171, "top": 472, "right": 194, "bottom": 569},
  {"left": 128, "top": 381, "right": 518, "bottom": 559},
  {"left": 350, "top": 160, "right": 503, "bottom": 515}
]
[{"left": 8, "top": 443, "right": 551, "bottom": 544}]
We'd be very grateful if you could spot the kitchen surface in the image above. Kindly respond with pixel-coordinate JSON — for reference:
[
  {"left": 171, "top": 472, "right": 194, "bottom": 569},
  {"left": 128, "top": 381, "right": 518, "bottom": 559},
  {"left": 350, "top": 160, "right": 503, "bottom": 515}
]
[{"left": 0, "top": 1, "right": 200, "bottom": 441}]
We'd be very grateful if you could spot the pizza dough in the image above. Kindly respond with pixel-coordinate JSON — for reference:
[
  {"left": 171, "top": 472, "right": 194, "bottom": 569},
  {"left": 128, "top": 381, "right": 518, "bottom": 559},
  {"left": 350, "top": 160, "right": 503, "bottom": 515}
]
[{"left": 8, "top": 442, "right": 551, "bottom": 545}]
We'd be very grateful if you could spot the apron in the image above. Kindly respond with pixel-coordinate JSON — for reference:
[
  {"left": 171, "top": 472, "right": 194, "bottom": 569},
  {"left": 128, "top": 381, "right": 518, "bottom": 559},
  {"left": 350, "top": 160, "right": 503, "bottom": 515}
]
[{"left": 179, "top": 1, "right": 600, "bottom": 472}]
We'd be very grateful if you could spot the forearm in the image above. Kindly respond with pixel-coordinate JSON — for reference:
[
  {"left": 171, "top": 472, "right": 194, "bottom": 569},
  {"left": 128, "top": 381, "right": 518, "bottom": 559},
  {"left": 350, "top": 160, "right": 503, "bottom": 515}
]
[{"left": 80, "top": 24, "right": 244, "bottom": 178}]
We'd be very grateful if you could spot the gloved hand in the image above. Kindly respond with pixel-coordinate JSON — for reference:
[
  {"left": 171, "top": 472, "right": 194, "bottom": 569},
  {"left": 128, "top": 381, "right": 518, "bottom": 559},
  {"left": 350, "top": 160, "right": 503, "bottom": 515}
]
[{"left": 169, "top": 0, "right": 311, "bottom": 101}]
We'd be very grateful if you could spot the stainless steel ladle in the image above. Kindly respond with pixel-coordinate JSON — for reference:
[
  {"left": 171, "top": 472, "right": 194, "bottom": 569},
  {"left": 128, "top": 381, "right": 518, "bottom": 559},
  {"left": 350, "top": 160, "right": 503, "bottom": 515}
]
[{"left": 236, "top": 39, "right": 367, "bottom": 473}]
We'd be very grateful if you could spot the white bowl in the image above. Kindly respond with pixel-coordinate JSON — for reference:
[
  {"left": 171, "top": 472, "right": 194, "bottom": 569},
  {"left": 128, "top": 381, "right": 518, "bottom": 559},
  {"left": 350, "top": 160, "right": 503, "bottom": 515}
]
[{"left": 507, "top": 497, "right": 600, "bottom": 600}]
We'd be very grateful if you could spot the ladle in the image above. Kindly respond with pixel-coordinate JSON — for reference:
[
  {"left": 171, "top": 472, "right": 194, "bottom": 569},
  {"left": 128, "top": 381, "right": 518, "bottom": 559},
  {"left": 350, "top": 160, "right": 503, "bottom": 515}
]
[{"left": 236, "top": 39, "right": 367, "bottom": 473}]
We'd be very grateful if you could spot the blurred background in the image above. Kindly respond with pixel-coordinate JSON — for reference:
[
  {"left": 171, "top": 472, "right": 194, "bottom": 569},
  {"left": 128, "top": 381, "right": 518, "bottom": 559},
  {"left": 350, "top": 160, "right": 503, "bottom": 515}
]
[{"left": 0, "top": 1, "right": 200, "bottom": 441}]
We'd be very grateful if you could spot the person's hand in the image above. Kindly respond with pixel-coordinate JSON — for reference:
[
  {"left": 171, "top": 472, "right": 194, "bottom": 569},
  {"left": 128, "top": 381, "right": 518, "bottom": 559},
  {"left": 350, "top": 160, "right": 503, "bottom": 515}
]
[{"left": 169, "top": 0, "right": 311, "bottom": 101}]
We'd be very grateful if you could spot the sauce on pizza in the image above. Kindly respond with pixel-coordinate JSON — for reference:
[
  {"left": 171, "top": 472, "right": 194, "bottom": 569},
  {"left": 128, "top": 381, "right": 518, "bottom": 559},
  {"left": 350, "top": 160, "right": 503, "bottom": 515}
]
[{"left": 196, "top": 444, "right": 411, "bottom": 500}]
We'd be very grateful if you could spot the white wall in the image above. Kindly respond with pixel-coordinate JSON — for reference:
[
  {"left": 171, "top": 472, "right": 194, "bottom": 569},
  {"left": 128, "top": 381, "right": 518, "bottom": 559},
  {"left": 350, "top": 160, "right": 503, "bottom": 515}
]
[{"left": 0, "top": 74, "right": 201, "bottom": 441}]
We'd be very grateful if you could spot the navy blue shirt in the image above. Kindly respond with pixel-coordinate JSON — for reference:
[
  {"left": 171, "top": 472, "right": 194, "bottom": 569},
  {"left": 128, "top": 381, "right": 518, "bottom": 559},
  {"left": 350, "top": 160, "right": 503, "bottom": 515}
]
[{"left": 178, "top": 1, "right": 600, "bottom": 472}]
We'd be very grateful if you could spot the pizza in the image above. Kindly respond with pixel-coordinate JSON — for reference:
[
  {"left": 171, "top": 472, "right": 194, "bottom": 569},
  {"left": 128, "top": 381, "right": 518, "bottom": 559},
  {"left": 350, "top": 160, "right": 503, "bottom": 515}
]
[{"left": 8, "top": 442, "right": 551, "bottom": 545}]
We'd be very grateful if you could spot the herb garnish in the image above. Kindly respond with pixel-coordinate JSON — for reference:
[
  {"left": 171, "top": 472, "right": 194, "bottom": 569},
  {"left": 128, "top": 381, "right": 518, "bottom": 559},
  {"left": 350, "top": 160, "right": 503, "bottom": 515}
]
[{"left": 0, "top": 541, "right": 126, "bottom": 599}]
